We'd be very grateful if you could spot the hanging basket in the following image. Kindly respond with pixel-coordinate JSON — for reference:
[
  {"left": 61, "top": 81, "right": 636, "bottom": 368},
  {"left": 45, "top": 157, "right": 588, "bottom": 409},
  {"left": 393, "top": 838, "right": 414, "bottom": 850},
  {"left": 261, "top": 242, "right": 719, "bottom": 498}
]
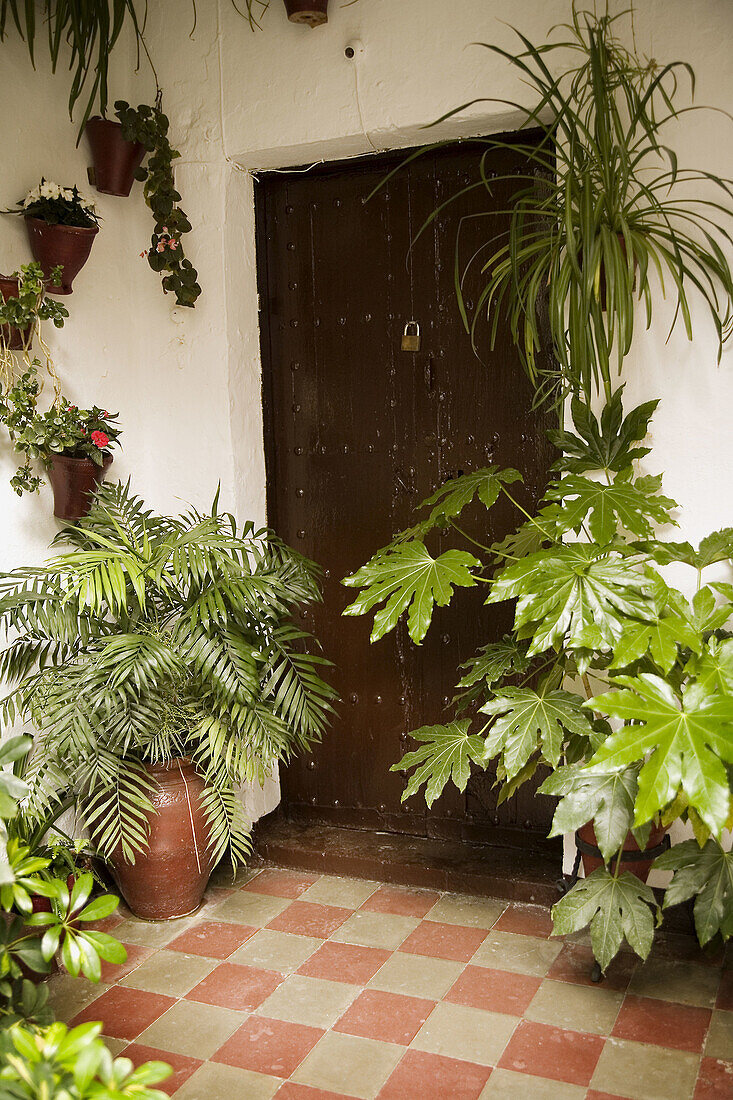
[
  {"left": 85, "top": 117, "right": 146, "bottom": 197},
  {"left": 47, "top": 452, "right": 113, "bottom": 522},
  {"left": 284, "top": 0, "right": 329, "bottom": 27}
]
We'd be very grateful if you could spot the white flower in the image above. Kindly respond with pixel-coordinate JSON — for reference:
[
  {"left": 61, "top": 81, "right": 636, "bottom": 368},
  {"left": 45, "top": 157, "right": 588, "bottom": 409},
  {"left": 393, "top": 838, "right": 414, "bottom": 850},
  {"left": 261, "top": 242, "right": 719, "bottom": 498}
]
[
  {"left": 81, "top": 198, "right": 96, "bottom": 213},
  {"left": 40, "top": 181, "right": 61, "bottom": 200},
  {"left": 61, "top": 188, "right": 75, "bottom": 201},
  {"left": 23, "top": 187, "right": 41, "bottom": 206}
]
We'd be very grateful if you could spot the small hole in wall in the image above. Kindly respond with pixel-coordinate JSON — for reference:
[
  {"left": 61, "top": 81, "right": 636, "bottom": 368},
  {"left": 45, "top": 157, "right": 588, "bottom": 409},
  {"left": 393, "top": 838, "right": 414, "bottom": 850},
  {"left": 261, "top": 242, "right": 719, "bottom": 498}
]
[{"left": 344, "top": 45, "right": 355, "bottom": 59}]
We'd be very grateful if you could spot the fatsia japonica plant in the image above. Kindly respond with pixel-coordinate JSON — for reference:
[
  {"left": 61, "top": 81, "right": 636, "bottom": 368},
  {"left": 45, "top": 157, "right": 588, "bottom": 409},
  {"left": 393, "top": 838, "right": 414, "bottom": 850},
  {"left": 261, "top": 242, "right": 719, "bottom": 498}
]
[
  {"left": 0, "top": 481, "right": 336, "bottom": 870},
  {"left": 343, "top": 389, "right": 733, "bottom": 970}
]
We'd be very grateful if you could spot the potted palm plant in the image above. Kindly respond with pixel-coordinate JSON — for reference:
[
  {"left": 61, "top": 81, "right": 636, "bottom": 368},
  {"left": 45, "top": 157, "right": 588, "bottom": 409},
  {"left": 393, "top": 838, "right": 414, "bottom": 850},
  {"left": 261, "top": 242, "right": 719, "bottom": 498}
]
[
  {"left": 0, "top": 363, "right": 120, "bottom": 516},
  {"left": 0, "top": 483, "right": 337, "bottom": 920},
  {"left": 7, "top": 181, "right": 100, "bottom": 294}
]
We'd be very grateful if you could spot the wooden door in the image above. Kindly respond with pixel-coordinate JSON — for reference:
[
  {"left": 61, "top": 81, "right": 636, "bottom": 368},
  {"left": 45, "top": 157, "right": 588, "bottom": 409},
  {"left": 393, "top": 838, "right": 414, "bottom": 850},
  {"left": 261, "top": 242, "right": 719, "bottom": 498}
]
[{"left": 256, "top": 138, "right": 556, "bottom": 846}]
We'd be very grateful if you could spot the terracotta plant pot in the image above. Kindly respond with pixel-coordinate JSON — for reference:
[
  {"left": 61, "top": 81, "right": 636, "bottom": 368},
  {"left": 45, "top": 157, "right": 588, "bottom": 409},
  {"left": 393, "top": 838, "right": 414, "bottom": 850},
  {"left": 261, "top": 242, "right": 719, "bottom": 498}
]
[
  {"left": 25, "top": 217, "right": 99, "bottom": 294},
  {"left": 107, "top": 758, "right": 215, "bottom": 921},
  {"left": 47, "top": 452, "right": 113, "bottom": 522},
  {"left": 284, "top": 0, "right": 328, "bottom": 26},
  {"left": 85, "top": 117, "right": 146, "bottom": 197},
  {"left": 577, "top": 821, "right": 668, "bottom": 883},
  {"left": 0, "top": 276, "right": 31, "bottom": 351}
]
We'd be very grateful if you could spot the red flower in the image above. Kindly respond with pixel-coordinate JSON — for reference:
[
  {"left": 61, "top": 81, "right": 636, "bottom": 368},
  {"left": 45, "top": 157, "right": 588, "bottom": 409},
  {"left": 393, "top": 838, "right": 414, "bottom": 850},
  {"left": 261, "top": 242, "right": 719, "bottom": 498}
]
[{"left": 91, "top": 430, "right": 109, "bottom": 448}]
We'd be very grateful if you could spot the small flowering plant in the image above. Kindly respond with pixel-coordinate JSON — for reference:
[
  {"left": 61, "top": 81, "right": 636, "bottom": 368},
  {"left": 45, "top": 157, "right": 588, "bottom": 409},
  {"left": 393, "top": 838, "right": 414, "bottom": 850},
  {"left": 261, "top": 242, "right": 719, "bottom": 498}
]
[
  {"left": 0, "top": 363, "right": 121, "bottom": 495},
  {"left": 0, "top": 263, "right": 68, "bottom": 345},
  {"left": 9, "top": 179, "right": 100, "bottom": 228}
]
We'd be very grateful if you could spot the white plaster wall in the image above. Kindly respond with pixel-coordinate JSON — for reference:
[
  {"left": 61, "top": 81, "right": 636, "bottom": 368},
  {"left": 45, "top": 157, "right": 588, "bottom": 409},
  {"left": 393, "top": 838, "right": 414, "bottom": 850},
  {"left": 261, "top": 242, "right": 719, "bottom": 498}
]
[{"left": 1, "top": 0, "right": 732, "bottom": 837}]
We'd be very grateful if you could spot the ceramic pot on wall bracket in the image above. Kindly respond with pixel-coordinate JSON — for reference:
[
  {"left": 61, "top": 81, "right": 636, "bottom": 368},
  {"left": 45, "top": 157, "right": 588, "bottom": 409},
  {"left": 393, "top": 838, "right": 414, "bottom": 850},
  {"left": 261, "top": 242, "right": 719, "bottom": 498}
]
[
  {"left": 47, "top": 452, "right": 113, "bottom": 522},
  {"left": 284, "top": 0, "right": 328, "bottom": 27},
  {"left": 25, "top": 217, "right": 99, "bottom": 294},
  {"left": 0, "top": 276, "right": 31, "bottom": 351},
  {"left": 85, "top": 117, "right": 146, "bottom": 197},
  {"left": 107, "top": 758, "right": 215, "bottom": 921}
]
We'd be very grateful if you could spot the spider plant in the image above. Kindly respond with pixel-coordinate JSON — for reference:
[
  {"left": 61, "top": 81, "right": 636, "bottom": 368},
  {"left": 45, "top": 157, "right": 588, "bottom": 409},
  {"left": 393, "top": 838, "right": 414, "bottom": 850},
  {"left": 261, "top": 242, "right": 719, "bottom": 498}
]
[
  {"left": 0, "top": 482, "right": 337, "bottom": 868},
  {"left": 413, "top": 3, "right": 733, "bottom": 404}
]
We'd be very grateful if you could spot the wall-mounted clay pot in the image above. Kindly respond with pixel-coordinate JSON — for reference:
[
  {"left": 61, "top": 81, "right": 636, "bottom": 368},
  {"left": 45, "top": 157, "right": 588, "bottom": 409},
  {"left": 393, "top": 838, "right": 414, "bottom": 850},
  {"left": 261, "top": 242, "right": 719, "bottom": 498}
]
[
  {"left": 25, "top": 217, "right": 99, "bottom": 294},
  {"left": 0, "top": 276, "right": 31, "bottom": 351},
  {"left": 47, "top": 452, "right": 113, "bottom": 522},
  {"left": 85, "top": 117, "right": 146, "bottom": 197},
  {"left": 284, "top": 0, "right": 328, "bottom": 27},
  {"left": 107, "top": 758, "right": 215, "bottom": 920}
]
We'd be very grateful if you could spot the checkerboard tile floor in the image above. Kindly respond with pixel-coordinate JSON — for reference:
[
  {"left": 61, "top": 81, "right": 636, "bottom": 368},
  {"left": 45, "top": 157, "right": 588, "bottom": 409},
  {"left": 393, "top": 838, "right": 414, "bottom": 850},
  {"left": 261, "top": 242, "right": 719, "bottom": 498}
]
[{"left": 48, "top": 866, "right": 733, "bottom": 1099}]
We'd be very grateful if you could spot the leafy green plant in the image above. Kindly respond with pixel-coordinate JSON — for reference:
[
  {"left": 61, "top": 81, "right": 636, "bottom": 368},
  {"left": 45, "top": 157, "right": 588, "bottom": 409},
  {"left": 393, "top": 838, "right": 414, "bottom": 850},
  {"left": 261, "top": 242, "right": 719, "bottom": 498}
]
[
  {"left": 114, "top": 101, "right": 201, "bottom": 308},
  {"left": 8, "top": 182, "right": 100, "bottom": 229},
  {"left": 0, "top": 481, "right": 336, "bottom": 869},
  {"left": 0, "top": 364, "right": 121, "bottom": 495},
  {"left": 0, "top": 1021, "right": 170, "bottom": 1098},
  {"left": 0, "top": 265, "right": 68, "bottom": 353},
  {"left": 413, "top": 4, "right": 733, "bottom": 403},
  {"left": 343, "top": 390, "right": 733, "bottom": 969}
]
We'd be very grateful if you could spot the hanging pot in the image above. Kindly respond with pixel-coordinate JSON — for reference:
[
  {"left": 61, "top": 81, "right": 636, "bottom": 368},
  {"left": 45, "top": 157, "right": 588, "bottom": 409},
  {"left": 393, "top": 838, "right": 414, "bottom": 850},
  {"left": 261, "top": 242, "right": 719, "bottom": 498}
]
[
  {"left": 47, "top": 452, "right": 113, "bottom": 522},
  {"left": 576, "top": 821, "right": 669, "bottom": 883},
  {"left": 25, "top": 217, "right": 99, "bottom": 294},
  {"left": 85, "top": 117, "right": 146, "bottom": 198},
  {"left": 284, "top": 0, "right": 329, "bottom": 27},
  {"left": 107, "top": 758, "right": 215, "bottom": 921},
  {"left": 0, "top": 276, "right": 31, "bottom": 351}
]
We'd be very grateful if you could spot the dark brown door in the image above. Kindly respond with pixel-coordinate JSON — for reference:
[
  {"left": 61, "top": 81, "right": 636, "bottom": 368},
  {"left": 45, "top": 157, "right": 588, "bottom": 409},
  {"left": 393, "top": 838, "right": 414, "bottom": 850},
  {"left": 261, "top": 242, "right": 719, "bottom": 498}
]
[{"left": 256, "top": 138, "right": 556, "bottom": 846}]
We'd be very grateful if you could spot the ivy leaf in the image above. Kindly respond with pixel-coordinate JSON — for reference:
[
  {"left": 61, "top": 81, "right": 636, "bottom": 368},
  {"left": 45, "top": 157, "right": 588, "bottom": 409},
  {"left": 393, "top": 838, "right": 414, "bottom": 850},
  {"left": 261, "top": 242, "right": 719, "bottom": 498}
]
[
  {"left": 588, "top": 674, "right": 733, "bottom": 834},
  {"left": 480, "top": 688, "right": 594, "bottom": 778},
  {"left": 418, "top": 466, "right": 523, "bottom": 529},
  {"left": 551, "top": 868, "right": 660, "bottom": 970},
  {"left": 548, "top": 471, "right": 677, "bottom": 546},
  {"left": 488, "top": 545, "right": 655, "bottom": 660},
  {"left": 343, "top": 542, "right": 480, "bottom": 644},
  {"left": 392, "top": 721, "right": 485, "bottom": 807},
  {"left": 541, "top": 765, "right": 638, "bottom": 862},
  {"left": 655, "top": 839, "right": 733, "bottom": 945},
  {"left": 549, "top": 390, "right": 659, "bottom": 474}
]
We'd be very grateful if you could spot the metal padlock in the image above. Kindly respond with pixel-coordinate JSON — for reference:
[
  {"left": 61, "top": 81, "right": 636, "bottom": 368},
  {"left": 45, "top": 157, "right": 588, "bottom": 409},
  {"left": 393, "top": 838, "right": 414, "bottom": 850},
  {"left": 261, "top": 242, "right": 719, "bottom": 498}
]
[{"left": 401, "top": 321, "right": 421, "bottom": 352}]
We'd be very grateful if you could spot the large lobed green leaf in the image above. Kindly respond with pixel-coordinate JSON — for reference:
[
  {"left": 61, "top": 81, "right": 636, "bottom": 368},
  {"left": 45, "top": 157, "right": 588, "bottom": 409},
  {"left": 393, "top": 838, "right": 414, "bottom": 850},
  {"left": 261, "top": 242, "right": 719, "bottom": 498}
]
[
  {"left": 417, "top": 466, "right": 523, "bottom": 528},
  {"left": 548, "top": 470, "right": 677, "bottom": 546},
  {"left": 655, "top": 838, "right": 733, "bottom": 945},
  {"left": 392, "top": 721, "right": 485, "bottom": 807},
  {"left": 589, "top": 675, "right": 733, "bottom": 834},
  {"left": 542, "top": 764, "right": 638, "bottom": 863},
  {"left": 488, "top": 544, "right": 655, "bottom": 660},
  {"left": 549, "top": 391, "right": 659, "bottom": 474},
  {"left": 343, "top": 542, "right": 480, "bottom": 644},
  {"left": 552, "top": 868, "right": 660, "bottom": 970},
  {"left": 481, "top": 688, "right": 594, "bottom": 779}
]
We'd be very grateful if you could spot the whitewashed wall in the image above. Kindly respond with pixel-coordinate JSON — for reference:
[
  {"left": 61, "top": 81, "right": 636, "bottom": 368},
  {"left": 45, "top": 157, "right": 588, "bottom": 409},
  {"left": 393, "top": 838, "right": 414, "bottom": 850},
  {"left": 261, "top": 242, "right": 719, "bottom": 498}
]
[{"left": 1, "top": 0, "right": 732, "bottom": 836}]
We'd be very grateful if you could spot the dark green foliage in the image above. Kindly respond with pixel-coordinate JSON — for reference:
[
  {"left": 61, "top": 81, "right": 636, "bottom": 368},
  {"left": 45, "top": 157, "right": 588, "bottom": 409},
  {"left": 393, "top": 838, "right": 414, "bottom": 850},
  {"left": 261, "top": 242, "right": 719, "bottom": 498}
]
[{"left": 115, "top": 101, "right": 201, "bottom": 307}]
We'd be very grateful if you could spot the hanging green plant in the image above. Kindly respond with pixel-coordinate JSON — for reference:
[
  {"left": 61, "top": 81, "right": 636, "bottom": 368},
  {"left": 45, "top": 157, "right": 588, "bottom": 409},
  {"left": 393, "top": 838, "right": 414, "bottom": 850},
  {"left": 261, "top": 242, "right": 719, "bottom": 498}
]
[{"left": 115, "top": 100, "right": 202, "bottom": 308}]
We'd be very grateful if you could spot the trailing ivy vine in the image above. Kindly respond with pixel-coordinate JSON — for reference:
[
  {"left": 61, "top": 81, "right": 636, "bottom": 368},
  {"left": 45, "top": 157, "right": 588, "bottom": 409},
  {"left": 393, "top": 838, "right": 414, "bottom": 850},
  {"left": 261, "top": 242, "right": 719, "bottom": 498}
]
[{"left": 115, "top": 100, "right": 201, "bottom": 308}]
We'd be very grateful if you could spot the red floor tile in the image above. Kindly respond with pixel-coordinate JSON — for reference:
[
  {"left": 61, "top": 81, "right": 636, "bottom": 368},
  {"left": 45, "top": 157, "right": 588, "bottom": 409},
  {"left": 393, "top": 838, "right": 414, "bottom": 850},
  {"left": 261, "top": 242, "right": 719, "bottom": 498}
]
[
  {"left": 277, "top": 1085, "right": 354, "bottom": 1099},
  {"left": 586, "top": 1093, "right": 626, "bottom": 1100},
  {"left": 717, "top": 969, "right": 733, "bottom": 1011},
  {"left": 86, "top": 912, "right": 125, "bottom": 934},
  {"left": 297, "top": 941, "right": 390, "bottom": 985},
  {"left": 445, "top": 965, "right": 541, "bottom": 1016},
  {"left": 612, "top": 994, "right": 712, "bottom": 1052},
  {"left": 498, "top": 1020, "right": 605, "bottom": 1087},
  {"left": 123, "top": 1044, "right": 202, "bottom": 1096},
  {"left": 547, "top": 943, "right": 636, "bottom": 992},
  {"left": 399, "top": 921, "right": 487, "bottom": 963},
  {"left": 493, "top": 904, "right": 555, "bottom": 939},
  {"left": 187, "top": 962, "right": 282, "bottom": 1011},
  {"left": 244, "top": 869, "right": 319, "bottom": 899},
  {"left": 167, "top": 920, "right": 256, "bottom": 959},
  {"left": 361, "top": 886, "right": 440, "bottom": 919},
  {"left": 213, "top": 1015, "right": 324, "bottom": 1077},
  {"left": 694, "top": 1057, "right": 733, "bottom": 1100},
  {"left": 71, "top": 986, "right": 175, "bottom": 1041},
  {"left": 333, "top": 989, "right": 435, "bottom": 1045},
  {"left": 99, "top": 942, "right": 152, "bottom": 983},
  {"left": 267, "top": 901, "right": 352, "bottom": 939},
  {"left": 378, "top": 1049, "right": 492, "bottom": 1100}
]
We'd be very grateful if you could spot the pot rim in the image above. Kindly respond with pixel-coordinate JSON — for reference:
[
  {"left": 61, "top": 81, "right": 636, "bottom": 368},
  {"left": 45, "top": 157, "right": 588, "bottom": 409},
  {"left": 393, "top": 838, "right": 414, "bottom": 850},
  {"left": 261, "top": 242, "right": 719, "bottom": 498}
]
[
  {"left": 48, "top": 450, "right": 114, "bottom": 468},
  {"left": 25, "top": 215, "right": 100, "bottom": 236}
]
